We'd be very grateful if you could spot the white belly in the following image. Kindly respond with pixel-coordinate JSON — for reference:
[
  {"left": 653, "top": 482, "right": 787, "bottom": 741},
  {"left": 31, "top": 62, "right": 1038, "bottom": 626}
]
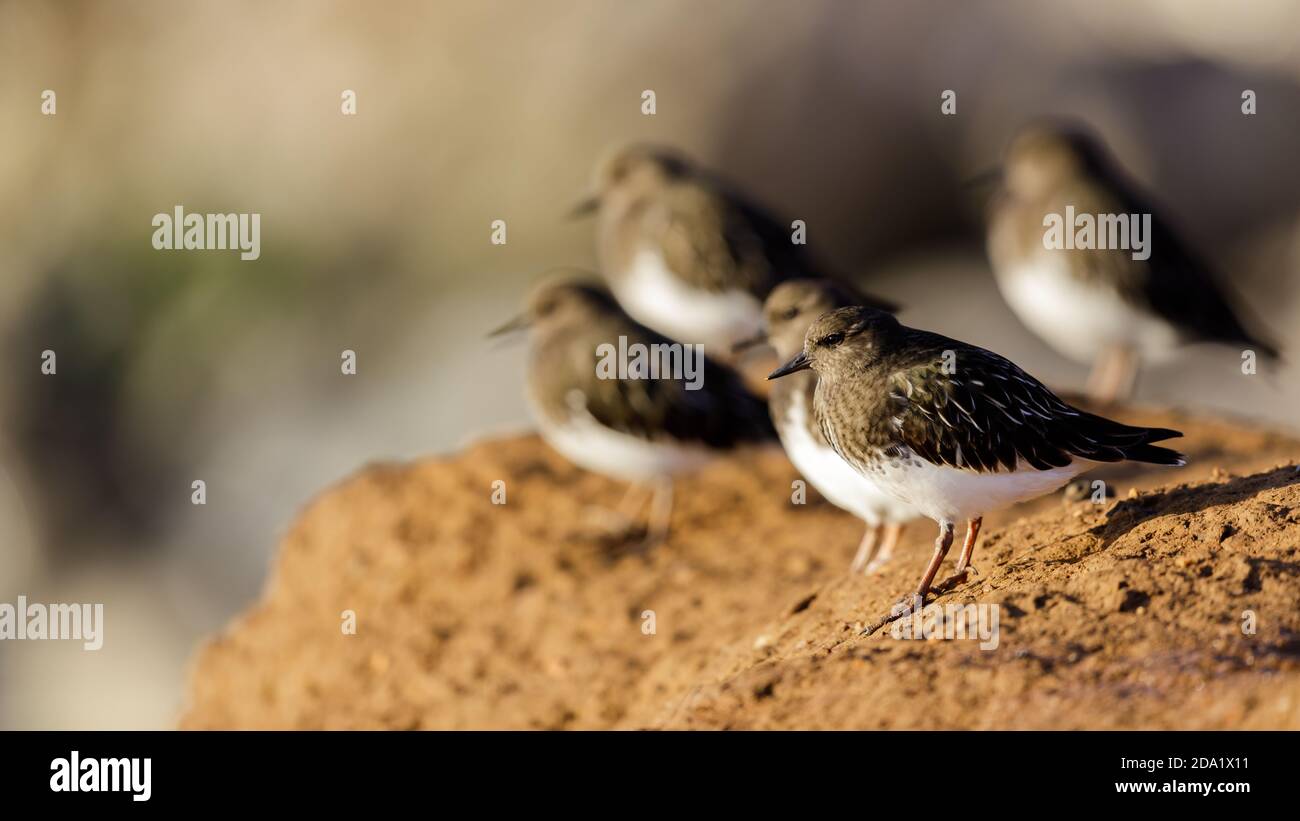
[
  {"left": 611, "top": 247, "right": 762, "bottom": 352},
  {"left": 780, "top": 392, "right": 916, "bottom": 525},
  {"left": 997, "top": 256, "right": 1181, "bottom": 364},
  {"left": 869, "top": 450, "right": 1092, "bottom": 523},
  {"left": 534, "top": 392, "right": 714, "bottom": 482}
]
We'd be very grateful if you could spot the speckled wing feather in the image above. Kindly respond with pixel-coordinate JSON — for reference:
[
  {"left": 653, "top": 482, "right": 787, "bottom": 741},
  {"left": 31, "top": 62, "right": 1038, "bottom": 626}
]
[
  {"left": 546, "top": 314, "right": 775, "bottom": 449},
  {"left": 653, "top": 180, "right": 813, "bottom": 296},
  {"left": 1063, "top": 179, "right": 1278, "bottom": 357},
  {"left": 654, "top": 178, "right": 901, "bottom": 314},
  {"left": 877, "top": 338, "right": 1185, "bottom": 473}
]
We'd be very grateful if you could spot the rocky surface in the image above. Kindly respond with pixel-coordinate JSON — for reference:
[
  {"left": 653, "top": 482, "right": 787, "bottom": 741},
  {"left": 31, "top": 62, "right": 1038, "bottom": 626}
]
[{"left": 181, "top": 406, "right": 1300, "bottom": 729}]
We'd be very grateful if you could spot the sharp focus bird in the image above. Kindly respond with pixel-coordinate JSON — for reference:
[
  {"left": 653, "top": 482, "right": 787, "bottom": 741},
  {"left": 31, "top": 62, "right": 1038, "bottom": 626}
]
[{"left": 769, "top": 305, "right": 1185, "bottom": 617}]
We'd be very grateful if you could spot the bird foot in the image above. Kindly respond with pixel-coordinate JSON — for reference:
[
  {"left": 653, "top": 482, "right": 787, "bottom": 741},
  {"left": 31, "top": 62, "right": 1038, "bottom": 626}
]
[
  {"left": 931, "top": 570, "right": 971, "bottom": 594},
  {"left": 632, "top": 529, "right": 666, "bottom": 555},
  {"left": 860, "top": 592, "right": 928, "bottom": 636},
  {"left": 862, "top": 555, "right": 892, "bottom": 575},
  {"left": 581, "top": 505, "right": 636, "bottom": 535},
  {"left": 578, "top": 506, "right": 649, "bottom": 553}
]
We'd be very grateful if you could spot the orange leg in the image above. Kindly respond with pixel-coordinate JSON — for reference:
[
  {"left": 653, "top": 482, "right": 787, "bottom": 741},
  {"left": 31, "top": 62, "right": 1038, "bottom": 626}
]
[
  {"left": 644, "top": 477, "right": 674, "bottom": 548},
  {"left": 865, "top": 521, "right": 903, "bottom": 574},
  {"left": 1086, "top": 344, "right": 1139, "bottom": 404},
  {"left": 955, "top": 517, "right": 982, "bottom": 575},
  {"left": 914, "top": 521, "right": 955, "bottom": 600},
  {"left": 849, "top": 523, "right": 882, "bottom": 575},
  {"left": 932, "top": 517, "right": 983, "bottom": 594},
  {"left": 861, "top": 520, "right": 964, "bottom": 637}
]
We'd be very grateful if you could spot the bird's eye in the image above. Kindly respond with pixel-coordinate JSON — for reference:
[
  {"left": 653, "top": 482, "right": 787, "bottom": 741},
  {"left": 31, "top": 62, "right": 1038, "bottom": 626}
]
[
  {"left": 820, "top": 332, "right": 844, "bottom": 347},
  {"left": 780, "top": 307, "right": 799, "bottom": 320}
]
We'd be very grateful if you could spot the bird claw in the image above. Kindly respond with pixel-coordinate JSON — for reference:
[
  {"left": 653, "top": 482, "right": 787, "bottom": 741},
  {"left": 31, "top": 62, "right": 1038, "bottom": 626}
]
[
  {"left": 860, "top": 592, "right": 928, "bottom": 636},
  {"left": 931, "top": 570, "right": 970, "bottom": 594}
]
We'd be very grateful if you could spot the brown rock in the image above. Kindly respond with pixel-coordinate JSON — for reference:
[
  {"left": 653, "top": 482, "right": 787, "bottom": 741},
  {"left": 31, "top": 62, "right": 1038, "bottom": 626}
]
[{"left": 181, "top": 407, "right": 1300, "bottom": 729}]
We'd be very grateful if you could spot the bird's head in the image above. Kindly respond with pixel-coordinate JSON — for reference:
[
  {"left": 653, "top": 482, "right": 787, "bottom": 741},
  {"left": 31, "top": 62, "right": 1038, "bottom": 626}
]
[
  {"left": 768, "top": 305, "right": 900, "bottom": 381},
  {"left": 489, "top": 276, "right": 618, "bottom": 339},
  {"left": 569, "top": 143, "right": 691, "bottom": 218},
  {"left": 1003, "top": 121, "right": 1110, "bottom": 201},
  {"left": 756, "top": 279, "right": 870, "bottom": 360}
]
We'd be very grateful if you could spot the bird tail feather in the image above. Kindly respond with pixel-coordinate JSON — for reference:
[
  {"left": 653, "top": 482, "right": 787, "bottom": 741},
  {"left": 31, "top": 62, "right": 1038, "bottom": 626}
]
[{"left": 1121, "top": 442, "right": 1186, "bottom": 466}]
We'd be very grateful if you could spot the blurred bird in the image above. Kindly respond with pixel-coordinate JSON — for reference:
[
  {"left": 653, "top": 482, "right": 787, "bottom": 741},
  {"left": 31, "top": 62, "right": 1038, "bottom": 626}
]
[
  {"left": 769, "top": 306, "right": 1185, "bottom": 620},
  {"left": 985, "top": 121, "right": 1279, "bottom": 402},
  {"left": 570, "top": 143, "right": 896, "bottom": 355},
  {"left": 492, "top": 277, "right": 775, "bottom": 547},
  {"left": 745, "top": 279, "right": 918, "bottom": 574}
]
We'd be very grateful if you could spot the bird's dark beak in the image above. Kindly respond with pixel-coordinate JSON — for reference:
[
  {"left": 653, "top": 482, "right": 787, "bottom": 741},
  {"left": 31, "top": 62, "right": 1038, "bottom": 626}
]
[
  {"left": 488, "top": 314, "right": 530, "bottom": 338},
  {"left": 567, "top": 195, "right": 600, "bottom": 219},
  {"left": 731, "top": 332, "right": 768, "bottom": 355},
  {"left": 767, "top": 350, "right": 812, "bottom": 380},
  {"left": 962, "top": 165, "right": 1003, "bottom": 190}
]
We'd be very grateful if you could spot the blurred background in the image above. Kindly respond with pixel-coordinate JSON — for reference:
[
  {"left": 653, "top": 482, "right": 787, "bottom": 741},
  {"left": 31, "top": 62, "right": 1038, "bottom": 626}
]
[{"left": 1, "top": 0, "right": 1298, "bottom": 729}]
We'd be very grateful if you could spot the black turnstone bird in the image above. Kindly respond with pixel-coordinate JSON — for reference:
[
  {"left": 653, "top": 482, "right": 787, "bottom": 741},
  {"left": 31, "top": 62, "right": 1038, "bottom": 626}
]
[
  {"left": 985, "top": 121, "right": 1278, "bottom": 402},
  {"left": 750, "top": 279, "right": 919, "bottom": 574},
  {"left": 570, "top": 143, "right": 895, "bottom": 354},
  {"left": 768, "top": 305, "right": 1186, "bottom": 613},
  {"left": 492, "top": 277, "right": 774, "bottom": 546}
]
